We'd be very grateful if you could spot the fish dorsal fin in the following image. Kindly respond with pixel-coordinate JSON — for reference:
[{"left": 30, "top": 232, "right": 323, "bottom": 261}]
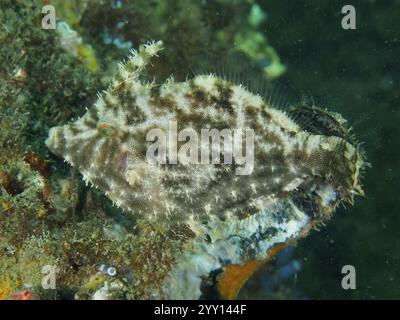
[{"left": 189, "top": 50, "right": 297, "bottom": 111}]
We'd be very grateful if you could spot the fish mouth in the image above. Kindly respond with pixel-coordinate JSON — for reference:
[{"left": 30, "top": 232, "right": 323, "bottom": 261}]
[
  {"left": 289, "top": 103, "right": 368, "bottom": 203},
  {"left": 290, "top": 159, "right": 365, "bottom": 221}
]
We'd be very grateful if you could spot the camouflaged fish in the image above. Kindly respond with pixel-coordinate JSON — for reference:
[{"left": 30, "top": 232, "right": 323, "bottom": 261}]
[{"left": 46, "top": 40, "right": 366, "bottom": 233}]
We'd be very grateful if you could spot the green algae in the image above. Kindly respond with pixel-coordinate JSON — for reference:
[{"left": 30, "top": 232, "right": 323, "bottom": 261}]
[{"left": 0, "top": 0, "right": 287, "bottom": 300}]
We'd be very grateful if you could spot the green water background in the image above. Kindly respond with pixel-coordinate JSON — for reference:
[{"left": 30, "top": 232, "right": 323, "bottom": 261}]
[{"left": 241, "top": 0, "right": 400, "bottom": 299}]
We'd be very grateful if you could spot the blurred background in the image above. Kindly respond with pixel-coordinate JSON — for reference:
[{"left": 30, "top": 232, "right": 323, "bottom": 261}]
[{"left": 240, "top": 0, "right": 400, "bottom": 299}]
